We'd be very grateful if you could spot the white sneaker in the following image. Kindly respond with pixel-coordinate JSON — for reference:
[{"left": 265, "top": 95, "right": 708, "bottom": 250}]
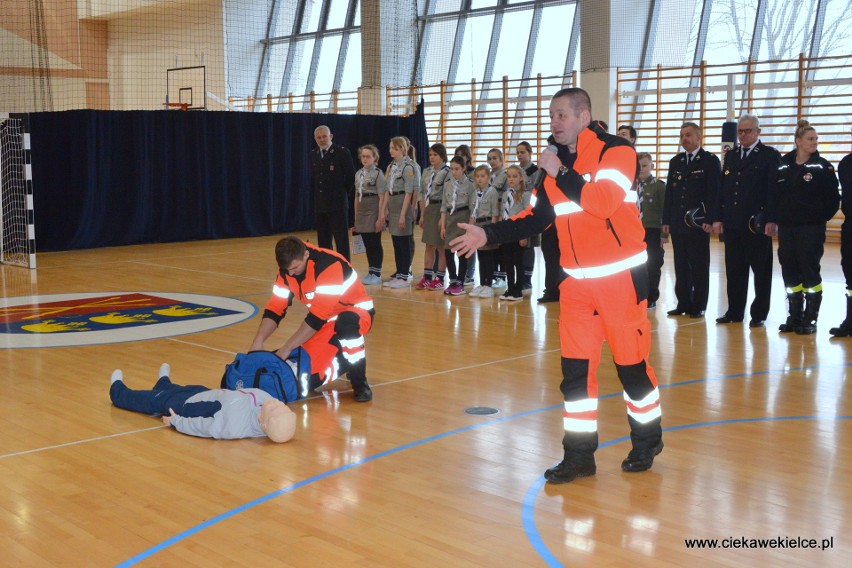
[
  {"left": 361, "top": 273, "right": 381, "bottom": 285},
  {"left": 110, "top": 369, "right": 123, "bottom": 385},
  {"left": 478, "top": 287, "right": 494, "bottom": 298},
  {"left": 159, "top": 363, "right": 170, "bottom": 379},
  {"left": 389, "top": 277, "right": 410, "bottom": 288},
  {"left": 470, "top": 285, "right": 484, "bottom": 297},
  {"left": 492, "top": 278, "right": 506, "bottom": 288},
  {"left": 383, "top": 276, "right": 400, "bottom": 287}
]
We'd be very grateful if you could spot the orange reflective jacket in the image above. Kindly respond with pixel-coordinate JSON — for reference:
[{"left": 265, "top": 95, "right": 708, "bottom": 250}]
[
  {"left": 535, "top": 125, "right": 646, "bottom": 279},
  {"left": 264, "top": 243, "right": 374, "bottom": 330}
]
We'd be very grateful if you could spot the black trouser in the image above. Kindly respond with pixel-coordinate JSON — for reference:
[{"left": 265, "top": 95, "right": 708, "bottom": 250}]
[
  {"left": 316, "top": 208, "right": 351, "bottom": 261},
  {"left": 477, "top": 248, "right": 497, "bottom": 287},
  {"left": 541, "top": 223, "right": 564, "bottom": 294},
  {"left": 361, "top": 232, "right": 383, "bottom": 275},
  {"left": 670, "top": 229, "right": 710, "bottom": 312},
  {"left": 842, "top": 221, "right": 852, "bottom": 288},
  {"left": 722, "top": 228, "right": 773, "bottom": 320},
  {"left": 500, "top": 241, "right": 525, "bottom": 296},
  {"left": 444, "top": 249, "right": 469, "bottom": 282},
  {"left": 391, "top": 234, "right": 412, "bottom": 278},
  {"left": 644, "top": 228, "right": 665, "bottom": 303},
  {"left": 778, "top": 224, "right": 825, "bottom": 289}
]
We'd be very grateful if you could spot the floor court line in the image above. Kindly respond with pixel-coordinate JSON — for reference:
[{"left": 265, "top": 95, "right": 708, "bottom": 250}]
[
  {"left": 521, "top": 414, "right": 852, "bottom": 568},
  {"left": 115, "top": 361, "right": 851, "bottom": 566}
]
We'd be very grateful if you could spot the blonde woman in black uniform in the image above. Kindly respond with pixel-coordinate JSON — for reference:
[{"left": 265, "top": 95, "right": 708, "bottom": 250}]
[
  {"left": 417, "top": 143, "right": 451, "bottom": 290},
  {"left": 353, "top": 144, "right": 387, "bottom": 285},
  {"left": 767, "top": 119, "right": 840, "bottom": 334}
]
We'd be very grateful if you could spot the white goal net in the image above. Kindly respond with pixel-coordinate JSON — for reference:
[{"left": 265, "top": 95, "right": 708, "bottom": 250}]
[{"left": 0, "top": 115, "right": 36, "bottom": 268}]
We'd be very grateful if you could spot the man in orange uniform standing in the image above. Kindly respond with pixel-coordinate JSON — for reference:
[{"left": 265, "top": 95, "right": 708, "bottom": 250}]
[
  {"left": 451, "top": 88, "right": 663, "bottom": 483},
  {"left": 250, "top": 236, "right": 375, "bottom": 402}
]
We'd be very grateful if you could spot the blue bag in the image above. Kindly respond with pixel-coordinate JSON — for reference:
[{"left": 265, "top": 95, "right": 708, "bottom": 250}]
[{"left": 220, "top": 349, "right": 311, "bottom": 403}]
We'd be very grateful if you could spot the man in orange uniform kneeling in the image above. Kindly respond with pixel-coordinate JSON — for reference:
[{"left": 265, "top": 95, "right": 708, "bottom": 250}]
[
  {"left": 451, "top": 88, "right": 663, "bottom": 483},
  {"left": 250, "top": 236, "right": 375, "bottom": 402}
]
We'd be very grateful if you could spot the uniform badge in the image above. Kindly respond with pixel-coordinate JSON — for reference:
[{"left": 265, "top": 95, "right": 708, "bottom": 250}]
[
  {"left": 677, "top": 174, "right": 682, "bottom": 180},
  {"left": 803, "top": 172, "right": 813, "bottom": 182},
  {"left": 725, "top": 170, "right": 730, "bottom": 175}
]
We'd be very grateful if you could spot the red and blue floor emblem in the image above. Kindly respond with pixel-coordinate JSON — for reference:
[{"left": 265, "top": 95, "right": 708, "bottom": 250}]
[{"left": 0, "top": 292, "right": 256, "bottom": 348}]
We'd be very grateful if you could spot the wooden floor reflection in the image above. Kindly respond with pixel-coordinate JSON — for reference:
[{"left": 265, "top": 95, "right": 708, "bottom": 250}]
[{"left": 0, "top": 232, "right": 849, "bottom": 567}]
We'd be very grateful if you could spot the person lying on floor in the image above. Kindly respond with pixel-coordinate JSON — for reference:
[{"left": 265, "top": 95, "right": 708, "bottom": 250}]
[{"left": 109, "top": 363, "right": 295, "bottom": 443}]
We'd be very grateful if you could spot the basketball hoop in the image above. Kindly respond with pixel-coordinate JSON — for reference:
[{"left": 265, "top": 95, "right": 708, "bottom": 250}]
[{"left": 162, "top": 102, "right": 190, "bottom": 111}]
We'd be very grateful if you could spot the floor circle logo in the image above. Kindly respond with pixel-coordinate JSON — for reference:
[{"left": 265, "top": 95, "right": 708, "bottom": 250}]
[{"left": 0, "top": 292, "right": 257, "bottom": 348}]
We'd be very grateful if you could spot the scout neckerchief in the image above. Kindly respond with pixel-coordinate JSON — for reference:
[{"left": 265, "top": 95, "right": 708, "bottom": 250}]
[{"left": 425, "top": 163, "right": 449, "bottom": 203}]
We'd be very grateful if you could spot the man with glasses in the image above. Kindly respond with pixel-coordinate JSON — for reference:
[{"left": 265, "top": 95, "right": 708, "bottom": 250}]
[{"left": 710, "top": 114, "right": 781, "bottom": 328}]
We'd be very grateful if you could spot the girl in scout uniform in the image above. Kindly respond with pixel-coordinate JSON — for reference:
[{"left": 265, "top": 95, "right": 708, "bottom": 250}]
[
  {"left": 469, "top": 165, "right": 501, "bottom": 298},
  {"left": 455, "top": 144, "right": 478, "bottom": 284},
  {"left": 441, "top": 157, "right": 477, "bottom": 295},
  {"left": 353, "top": 145, "right": 387, "bottom": 285},
  {"left": 517, "top": 141, "right": 543, "bottom": 293},
  {"left": 380, "top": 137, "right": 419, "bottom": 288},
  {"left": 487, "top": 149, "right": 509, "bottom": 289},
  {"left": 417, "top": 143, "right": 451, "bottom": 290},
  {"left": 498, "top": 165, "right": 531, "bottom": 301}
]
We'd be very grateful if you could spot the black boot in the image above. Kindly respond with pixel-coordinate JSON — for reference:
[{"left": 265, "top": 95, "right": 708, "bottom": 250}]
[
  {"left": 796, "top": 291, "right": 822, "bottom": 335},
  {"left": 829, "top": 295, "right": 852, "bottom": 337},
  {"left": 779, "top": 291, "right": 804, "bottom": 333},
  {"left": 347, "top": 359, "right": 372, "bottom": 402}
]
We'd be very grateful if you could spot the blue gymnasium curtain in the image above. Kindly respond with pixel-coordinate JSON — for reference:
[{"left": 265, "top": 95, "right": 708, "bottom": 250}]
[{"left": 29, "top": 104, "right": 429, "bottom": 251}]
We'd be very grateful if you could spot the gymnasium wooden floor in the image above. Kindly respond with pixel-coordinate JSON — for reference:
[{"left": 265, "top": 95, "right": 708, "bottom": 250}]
[{"left": 0, "top": 231, "right": 849, "bottom": 567}]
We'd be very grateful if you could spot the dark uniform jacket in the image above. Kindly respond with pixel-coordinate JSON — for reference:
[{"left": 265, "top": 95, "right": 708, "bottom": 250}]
[
  {"left": 310, "top": 143, "right": 356, "bottom": 213},
  {"left": 662, "top": 148, "right": 720, "bottom": 234},
  {"left": 711, "top": 141, "right": 781, "bottom": 230},
  {"left": 839, "top": 153, "right": 852, "bottom": 222},
  {"left": 767, "top": 151, "right": 839, "bottom": 227}
]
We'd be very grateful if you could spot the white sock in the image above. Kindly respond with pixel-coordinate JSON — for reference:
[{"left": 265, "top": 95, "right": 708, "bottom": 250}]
[
  {"left": 110, "top": 369, "right": 123, "bottom": 385},
  {"left": 158, "top": 363, "right": 170, "bottom": 380}
]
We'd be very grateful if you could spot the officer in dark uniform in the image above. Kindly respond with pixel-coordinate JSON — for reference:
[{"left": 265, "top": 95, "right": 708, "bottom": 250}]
[
  {"left": 310, "top": 125, "right": 356, "bottom": 261},
  {"left": 711, "top": 114, "right": 781, "bottom": 328},
  {"left": 662, "top": 122, "right": 720, "bottom": 318},
  {"left": 830, "top": 150, "right": 852, "bottom": 337}
]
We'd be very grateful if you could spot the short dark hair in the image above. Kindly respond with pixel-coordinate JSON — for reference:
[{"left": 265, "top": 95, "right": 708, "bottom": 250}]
[
  {"left": 429, "top": 143, "right": 448, "bottom": 162},
  {"left": 517, "top": 141, "right": 533, "bottom": 153},
  {"left": 618, "top": 125, "right": 637, "bottom": 139},
  {"left": 450, "top": 156, "right": 467, "bottom": 169},
  {"left": 552, "top": 87, "right": 592, "bottom": 114},
  {"left": 275, "top": 236, "right": 307, "bottom": 270},
  {"left": 681, "top": 121, "right": 702, "bottom": 135},
  {"left": 454, "top": 144, "right": 473, "bottom": 166}
]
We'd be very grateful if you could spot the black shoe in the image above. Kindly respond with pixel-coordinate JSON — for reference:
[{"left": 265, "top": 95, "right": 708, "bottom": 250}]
[
  {"left": 621, "top": 441, "right": 664, "bottom": 473},
  {"left": 715, "top": 315, "right": 743, "bottom": 324},
  {"left": 795, "top": 324, "right": 816, "bottom": 335},
  {"left": 537, "top": 291, "right": 560, "bottom": 303},
  {"left": 352, "top": 382, "right": 373, "bottom": 402},
  {"left": 544, "top": 460, "right": 596, "bottom": 484},
  {"left": 666, "top": 308, "right": 687, "bottom": 316},
  {"left": 688, "top": 310, "right": 705, "bottom": 318},
  {"left": 749, "top": 319, "right": 765, "bottom": 328}
]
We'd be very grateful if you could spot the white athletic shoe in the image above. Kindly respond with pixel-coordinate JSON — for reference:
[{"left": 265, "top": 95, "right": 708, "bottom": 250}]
[
  {"left": 478, "top": 287, "right": 494, "bottom": 298},
  {"left": 110, "top": 369, "right": 123, "bottom": 385},
  {"left": 158, "top": 363, "right": 170, "bottom": 379},
  {"left": 470, "top": 285, "right": 484, "bottom": 297},
  {"left": 388, "top": 277, "right": 410, "bottom": 288},
  {"left": 361, "top": 273, "right": 381, "bottom": 285}
]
